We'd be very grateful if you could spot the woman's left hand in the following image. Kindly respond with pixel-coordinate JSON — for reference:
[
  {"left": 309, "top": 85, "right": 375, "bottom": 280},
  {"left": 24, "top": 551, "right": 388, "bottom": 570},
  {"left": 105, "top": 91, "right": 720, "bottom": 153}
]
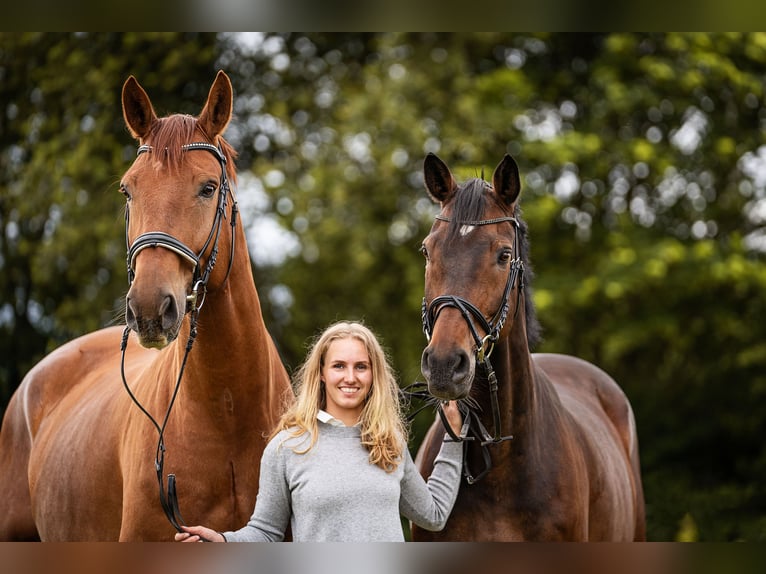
[{"left": 441, "top": 400, "right": 462, "bottom": 436}]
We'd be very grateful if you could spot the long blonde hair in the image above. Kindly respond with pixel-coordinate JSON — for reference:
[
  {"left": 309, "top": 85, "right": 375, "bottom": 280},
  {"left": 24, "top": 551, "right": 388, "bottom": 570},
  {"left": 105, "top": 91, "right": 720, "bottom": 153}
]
[{"left": 272, "top": 321, "right": 407, "bottom": 472}]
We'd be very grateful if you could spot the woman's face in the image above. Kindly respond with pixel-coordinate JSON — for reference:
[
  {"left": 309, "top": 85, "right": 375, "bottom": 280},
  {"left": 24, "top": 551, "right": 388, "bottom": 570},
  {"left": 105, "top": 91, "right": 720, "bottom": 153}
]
[{"left": 321, "top": 337, "right": 373, "bottom": 426}]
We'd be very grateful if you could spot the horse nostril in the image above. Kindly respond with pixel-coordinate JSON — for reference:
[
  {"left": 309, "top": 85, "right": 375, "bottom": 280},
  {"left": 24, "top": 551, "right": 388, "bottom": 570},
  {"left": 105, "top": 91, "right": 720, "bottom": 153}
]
[
  {"left": 421, "top": 348, "right": 432, "bottom": 380},
  {"left": 125, "top": 297, "right": 136, "bottom": 329},
  {"left": 159, "top": 295, "right": 179, "bottom": 330},
  {"left": 451, "top": 349, "right": 470, "bottom": 384}
]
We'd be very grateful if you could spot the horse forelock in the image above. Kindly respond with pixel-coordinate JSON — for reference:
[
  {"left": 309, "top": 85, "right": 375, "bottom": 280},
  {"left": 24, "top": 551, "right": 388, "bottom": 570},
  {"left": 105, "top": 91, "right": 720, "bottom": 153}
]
[
  {"left": 445, "top": 178, "right": 492, "bottom": 242},
  {"left": 443, "top": 177, "right": 542, "bottom": 350},
  {"left": 142, "top": 115, "right": 238, "bottom": 183}
]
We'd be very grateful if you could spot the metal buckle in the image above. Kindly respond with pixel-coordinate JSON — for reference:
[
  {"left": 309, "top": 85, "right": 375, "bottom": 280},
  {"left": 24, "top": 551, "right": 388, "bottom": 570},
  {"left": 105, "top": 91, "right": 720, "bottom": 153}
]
[
  {"left": 186, "top": 280, "right": 207, "bottom": 310},
  {"left": 477, "top": 334, "right": 495, "bottom": 362}
]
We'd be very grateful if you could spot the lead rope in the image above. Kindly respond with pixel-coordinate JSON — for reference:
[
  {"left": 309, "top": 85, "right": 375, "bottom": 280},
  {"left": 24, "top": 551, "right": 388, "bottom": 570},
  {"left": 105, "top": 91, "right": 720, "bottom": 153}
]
[{"left": 120, "top": 303, "right": 199, "bottom": 532}]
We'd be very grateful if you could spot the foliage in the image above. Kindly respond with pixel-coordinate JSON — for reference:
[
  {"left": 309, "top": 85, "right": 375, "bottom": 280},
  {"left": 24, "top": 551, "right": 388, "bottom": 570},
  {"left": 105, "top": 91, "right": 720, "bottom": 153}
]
[{"left": 2, "top": 33, "right": 766, "bottom": 541}]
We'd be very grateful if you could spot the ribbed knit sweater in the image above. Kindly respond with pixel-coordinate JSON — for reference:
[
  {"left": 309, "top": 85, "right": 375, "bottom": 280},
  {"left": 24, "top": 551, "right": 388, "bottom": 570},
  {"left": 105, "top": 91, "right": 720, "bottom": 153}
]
[{"left": 223, "top": 420, "right": 462, "bottom": 542}]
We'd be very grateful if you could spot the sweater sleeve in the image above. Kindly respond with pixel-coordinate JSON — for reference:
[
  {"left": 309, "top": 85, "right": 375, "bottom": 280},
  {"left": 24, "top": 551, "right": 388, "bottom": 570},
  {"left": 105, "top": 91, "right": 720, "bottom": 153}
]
[
  {"left": 222, "top": 435, "right": 291, "bottom": 542},
  {"left": 398, "top": 438, "right": 462, "bottom": 531}
]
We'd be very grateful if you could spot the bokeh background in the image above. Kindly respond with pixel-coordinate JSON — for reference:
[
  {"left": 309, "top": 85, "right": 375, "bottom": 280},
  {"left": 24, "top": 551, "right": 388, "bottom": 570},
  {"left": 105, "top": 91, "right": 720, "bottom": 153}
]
[{"left": 2, "top": 32, "right": 765, "bottom": 541}]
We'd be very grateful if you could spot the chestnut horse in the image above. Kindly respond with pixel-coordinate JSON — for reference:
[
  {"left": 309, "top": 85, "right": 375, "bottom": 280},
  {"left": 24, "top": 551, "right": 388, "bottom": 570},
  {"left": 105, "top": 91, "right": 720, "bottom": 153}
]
[
  {"left": 411, "top": 154, "right": 645, "bottom": 541},
  {"left": 0, "top": 71, "right": 292, "bottom": 540}
]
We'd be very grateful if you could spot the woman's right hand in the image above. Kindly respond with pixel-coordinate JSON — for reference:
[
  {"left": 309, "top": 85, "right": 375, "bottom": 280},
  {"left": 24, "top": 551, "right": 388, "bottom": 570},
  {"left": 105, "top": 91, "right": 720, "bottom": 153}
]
[{"left": 174, "top": 525, "right": 225, "bottom": 542}]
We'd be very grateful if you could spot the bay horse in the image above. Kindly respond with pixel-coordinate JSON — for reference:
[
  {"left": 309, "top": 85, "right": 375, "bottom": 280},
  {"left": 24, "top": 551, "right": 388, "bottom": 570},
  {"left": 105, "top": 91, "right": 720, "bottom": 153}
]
[
  {"left": 0, "top": 71, "right": 293, "bottom": 540},
  {"left": 411, "top": 153, "right": 645, "bottom": 541}
]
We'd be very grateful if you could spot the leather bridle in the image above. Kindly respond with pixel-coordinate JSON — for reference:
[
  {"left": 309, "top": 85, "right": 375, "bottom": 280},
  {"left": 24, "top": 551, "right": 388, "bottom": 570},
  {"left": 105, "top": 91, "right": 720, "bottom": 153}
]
[
  {"left": 418, "top": 211, "right": 525, "bottom": 484},
  {"left": 119, "top": 141, "right": 238, "bottom": 533},
  {"left": 125, "top": 142, "right": 237, "bottom": 306}
]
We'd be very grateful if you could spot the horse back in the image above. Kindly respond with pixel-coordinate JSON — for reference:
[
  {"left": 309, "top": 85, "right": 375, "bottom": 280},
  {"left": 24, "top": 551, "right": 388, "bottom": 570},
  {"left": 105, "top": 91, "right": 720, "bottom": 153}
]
[{"left": 535, "top": 354, "right": 633, "bottom": 450}]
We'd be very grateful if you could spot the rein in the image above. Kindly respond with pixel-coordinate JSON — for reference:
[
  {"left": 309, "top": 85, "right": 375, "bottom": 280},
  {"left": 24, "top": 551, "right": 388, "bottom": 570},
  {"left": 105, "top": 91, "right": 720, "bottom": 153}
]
[
  {"left": 417, "top": 212, "right": 525, "bottom": 484},
  {"left": 119, "top": 142, "right": 238, "bottom": 533}
]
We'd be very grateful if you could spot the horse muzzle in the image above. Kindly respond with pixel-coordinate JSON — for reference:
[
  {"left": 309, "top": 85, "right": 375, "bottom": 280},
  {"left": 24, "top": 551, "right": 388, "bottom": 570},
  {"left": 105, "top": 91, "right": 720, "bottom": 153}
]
[
  {"left": 125, "top": 289, "right": 184, "bottom": 349},
  {"left": 421, "top": 344, "right": 475, "bottom": 399}
]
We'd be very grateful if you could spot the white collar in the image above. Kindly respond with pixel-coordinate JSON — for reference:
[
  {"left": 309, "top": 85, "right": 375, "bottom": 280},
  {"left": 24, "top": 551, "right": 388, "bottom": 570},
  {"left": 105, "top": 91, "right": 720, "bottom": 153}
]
[{"left": 317, "top": 409, "right": 346, "bottom": 427}]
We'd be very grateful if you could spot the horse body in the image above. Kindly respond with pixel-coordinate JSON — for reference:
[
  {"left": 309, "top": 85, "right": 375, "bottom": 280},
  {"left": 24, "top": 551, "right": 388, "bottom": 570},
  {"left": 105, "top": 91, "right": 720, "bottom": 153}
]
[
  {"left": 412, "top": 154, "right": 644, "bottom": 541},
  {"left": 0, "top": 72, "right": 292, "bottom": 540}
]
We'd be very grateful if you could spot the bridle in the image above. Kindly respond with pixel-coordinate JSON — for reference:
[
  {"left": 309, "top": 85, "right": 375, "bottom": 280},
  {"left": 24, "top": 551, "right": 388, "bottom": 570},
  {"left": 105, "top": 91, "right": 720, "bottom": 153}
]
[
  {"left": 119, "top": 141, "right": 238, "bottom": 534},
  {"left": 125, "top": 142, "right": 237, "bottom": 306},
  {"left": 417, "top": 211, "right": 525, "bottom": 484}
]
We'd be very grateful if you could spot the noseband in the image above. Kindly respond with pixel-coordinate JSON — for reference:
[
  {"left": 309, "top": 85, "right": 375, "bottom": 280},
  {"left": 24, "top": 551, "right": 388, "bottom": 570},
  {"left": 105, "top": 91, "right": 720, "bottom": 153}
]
[
  {"left": 419, "top": 212, "right": 525, "bottom": 484},
  {"left": 120, "top": 142, "right": 238, "bottom": 535}
]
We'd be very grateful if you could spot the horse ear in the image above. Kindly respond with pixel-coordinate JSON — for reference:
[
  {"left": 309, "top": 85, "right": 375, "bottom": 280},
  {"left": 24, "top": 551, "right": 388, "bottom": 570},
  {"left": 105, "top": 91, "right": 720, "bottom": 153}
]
[
  {"left": 198, "top": 70, "right": 233, "bottom": 140},
  {"left": 424, "top": 153, "right": 456, "bottom": 204},
  {"left": 122, "top": 76, "right": 157, "bottom": 140},
  {"left": 492, "top": 154, "right": 521, "bottom": 207}
]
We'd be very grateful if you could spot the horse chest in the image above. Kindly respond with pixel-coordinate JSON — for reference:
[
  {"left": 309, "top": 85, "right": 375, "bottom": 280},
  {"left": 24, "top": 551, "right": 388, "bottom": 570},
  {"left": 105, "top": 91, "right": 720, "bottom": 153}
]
[{"left": 450, "top": 478, "right": 572, "bottom": 540}]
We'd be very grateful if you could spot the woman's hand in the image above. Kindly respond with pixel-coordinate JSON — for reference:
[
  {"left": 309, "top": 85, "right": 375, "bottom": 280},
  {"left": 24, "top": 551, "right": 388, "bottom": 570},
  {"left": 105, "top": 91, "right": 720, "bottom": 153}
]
[
  {"left": 174, "top": 525, "right": 225, "bottom": 542},
  {"left": 441, "top": 400, "right": 463, "bottom": 437}
]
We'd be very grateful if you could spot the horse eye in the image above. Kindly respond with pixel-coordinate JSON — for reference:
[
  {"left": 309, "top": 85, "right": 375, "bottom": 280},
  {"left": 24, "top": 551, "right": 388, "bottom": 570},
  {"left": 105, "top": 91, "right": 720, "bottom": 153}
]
[
  {"left": 119, "top": 184, "right": 131, "bottom": 201},
  {"left": 420, "top": 244, "right": 429, "bottom": 260},
  {"left": 200, "top": 182, "right": 217, "bottom": 198},
  {"left": 498, "top": 249, "right": 513, "bottom": 264}
]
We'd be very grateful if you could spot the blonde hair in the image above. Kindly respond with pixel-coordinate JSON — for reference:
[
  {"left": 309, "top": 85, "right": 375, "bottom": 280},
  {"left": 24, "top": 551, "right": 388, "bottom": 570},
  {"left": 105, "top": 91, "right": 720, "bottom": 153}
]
[{"left": 271, "top": 321, "right": 407, "bottom": 472}]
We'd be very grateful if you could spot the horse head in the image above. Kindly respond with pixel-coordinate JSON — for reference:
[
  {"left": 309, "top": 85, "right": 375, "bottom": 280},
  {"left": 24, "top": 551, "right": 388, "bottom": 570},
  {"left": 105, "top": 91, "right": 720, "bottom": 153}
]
[
  {"left": 120, "top": 71, "right": 237, "bottom": 349},
  {"left": 420, "top": 153, "right": 525, "bottom": 400}
]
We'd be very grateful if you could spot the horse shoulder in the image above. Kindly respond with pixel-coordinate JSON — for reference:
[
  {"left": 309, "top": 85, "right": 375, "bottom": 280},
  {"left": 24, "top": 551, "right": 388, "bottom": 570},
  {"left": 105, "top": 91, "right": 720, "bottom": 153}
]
[{"left": 12, "top": 326, "right": 157, "bottom": 540}]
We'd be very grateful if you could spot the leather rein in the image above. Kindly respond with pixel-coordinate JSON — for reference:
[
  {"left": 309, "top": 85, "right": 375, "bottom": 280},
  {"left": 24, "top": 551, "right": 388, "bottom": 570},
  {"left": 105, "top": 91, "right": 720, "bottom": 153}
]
[
  {"left": 415, "top": 211, "right": 525, "bottom": 484},
  {"left": 119, "top": 142, "right": 238, "bottom": 533}
]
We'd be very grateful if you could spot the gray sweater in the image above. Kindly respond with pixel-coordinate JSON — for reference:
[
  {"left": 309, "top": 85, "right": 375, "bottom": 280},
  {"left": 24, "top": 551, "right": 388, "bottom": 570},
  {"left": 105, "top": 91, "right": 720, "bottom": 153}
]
[{"left": 223, "top": 420, "right": 462, "bottom": 542}]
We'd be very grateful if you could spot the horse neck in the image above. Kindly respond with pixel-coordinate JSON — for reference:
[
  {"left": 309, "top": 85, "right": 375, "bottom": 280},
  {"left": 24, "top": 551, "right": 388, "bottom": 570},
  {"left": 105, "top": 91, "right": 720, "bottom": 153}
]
[
  {"left": 170, "top": 227, "right": 283, "bottom": 410},
  {"left": 481, "top": 316, "right": 561, "bottom": 448}
]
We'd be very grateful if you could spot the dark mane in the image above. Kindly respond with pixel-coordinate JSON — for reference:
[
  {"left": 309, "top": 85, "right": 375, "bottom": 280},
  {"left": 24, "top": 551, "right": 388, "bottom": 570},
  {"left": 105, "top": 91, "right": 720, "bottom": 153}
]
[
  {"left": 144, "top": 114, "right": 238, "bottom": 183},
  {"left": 448, "top": 178, "right": 542, "bottom": 350}
]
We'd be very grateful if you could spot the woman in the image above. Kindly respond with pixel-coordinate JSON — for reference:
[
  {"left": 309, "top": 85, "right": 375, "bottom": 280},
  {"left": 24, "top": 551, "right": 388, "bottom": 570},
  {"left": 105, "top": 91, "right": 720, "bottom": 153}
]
[{"left": 175, "top": 321, "right": 463, "bottom": 542}]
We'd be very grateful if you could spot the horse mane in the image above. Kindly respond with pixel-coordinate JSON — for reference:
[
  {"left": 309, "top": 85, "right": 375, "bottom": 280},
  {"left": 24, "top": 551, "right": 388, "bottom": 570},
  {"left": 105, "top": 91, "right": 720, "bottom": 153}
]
[
  {"left": 144, "top": 114, "right": 238, "bottom": 183},
  {"left": 448, "top": 178, "right": 543, "bottom": 350}
]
